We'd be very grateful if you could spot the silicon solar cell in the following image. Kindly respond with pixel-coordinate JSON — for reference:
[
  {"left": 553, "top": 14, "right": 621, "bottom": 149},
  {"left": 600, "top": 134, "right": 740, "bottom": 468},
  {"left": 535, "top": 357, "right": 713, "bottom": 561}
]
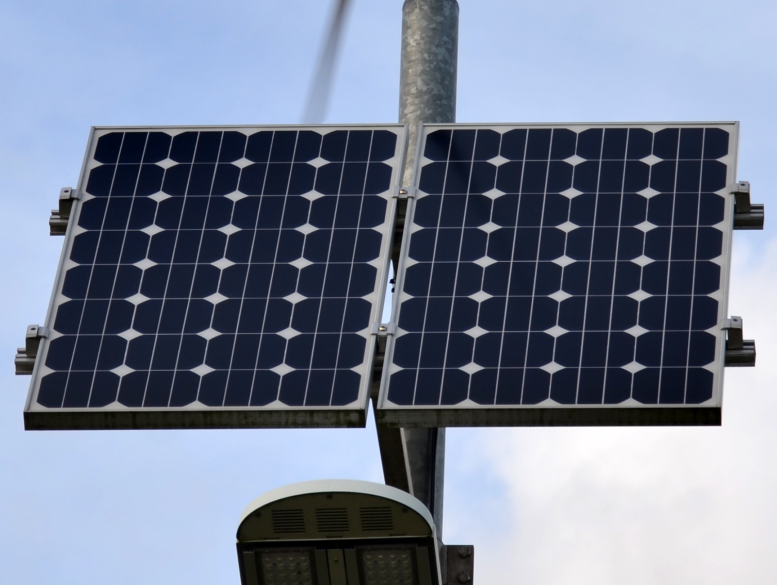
[
  {"left": 377, "top": 123, "right": 738, "bottom": 427},
  {"left": 24, "top": 125, "right": 406, "bottom": 429}
]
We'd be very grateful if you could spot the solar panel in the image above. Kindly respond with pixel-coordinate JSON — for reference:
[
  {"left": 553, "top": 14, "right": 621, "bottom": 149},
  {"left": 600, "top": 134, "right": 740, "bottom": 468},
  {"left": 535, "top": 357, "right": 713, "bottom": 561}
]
[
  {"left": 24, "top": 125, "right": 407, "bottom": 429},
  {"left": 378, "top": 123, "right": 737, "bottom": 426}
]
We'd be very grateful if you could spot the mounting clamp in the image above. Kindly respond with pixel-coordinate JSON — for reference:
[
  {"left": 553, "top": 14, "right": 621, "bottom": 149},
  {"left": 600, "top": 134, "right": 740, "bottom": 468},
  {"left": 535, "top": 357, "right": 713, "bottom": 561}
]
[
  {"left": 394, "top": 186, "right": 416, "bottom": 199},
  {"left": 723, "top": 316, "right": 756, "bottom": 367},
  {"left": 49, "top": 187, "right": 77, "bottom": 235},
  {"left": 440, "top": 545, "right": 475, "bottom": 585},
  {"left": 14, "top": 325, "right": 48, "bottom": 375},
  {"left": 730, "top": 181, "right": 764, "bottom": 230},
  {"left": 371, "top": 323, "right": 396, "bottom": 336}
]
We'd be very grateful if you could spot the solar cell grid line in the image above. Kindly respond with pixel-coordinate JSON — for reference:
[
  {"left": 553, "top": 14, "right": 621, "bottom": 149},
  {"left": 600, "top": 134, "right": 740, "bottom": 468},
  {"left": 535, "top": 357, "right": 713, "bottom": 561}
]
[
  {"left": 24, "top": 124, "right": 407, "bottom": 430},
  {"left": 96, "top": 131, "right": 165, "bottom": 409},
  {"left": 681, "top": 132, "right": 708, "bottom": 404},
  {"left": 149, "top": 130, "right": 218, "bottom": 409},
  {"left": 190, "top": 129, "right": 257, "bottom": 410},
  {"left": 656, "top": 128, "right": 693, "bottom": 404},
  {"left": 79, "top": 130, "right": 163, "bottom": 409},
  {"left": 491, "top": 128, "right": 528, "bottom": 405},
  {"left": 520, "top": 127, "right": 573, "bottom": 405},
  {"left": 232, "top": 128, "right": 307, "bottom": 410},
  {"left": 64, "top": 131, "right": 136, "bottom": 409},
  {"left": 571, "top": 127, "right": 608, "bottom": 405},
  {"left": 251, "top": 129, "right": 311, "bottom": 408},
  {"left": 289, "top": 130, "right": 376, "bottom": 408},
  {"left": 598, "top": 129, "right": 630, "bottom": 404},
  {"left": 322, "top": 134, "right": 386, "bottom": 405},
  {"left": 408, "top": 126, "right": 476, "bottom": 406},
  {"left": 377, "top": 122, "right": 738, "bottom": 427},
  {"left": 654, "top": 128, "right": 680, "bottom": 405},
  {"left": 659, "top": 127, "right": 704, "bottom": 401}
]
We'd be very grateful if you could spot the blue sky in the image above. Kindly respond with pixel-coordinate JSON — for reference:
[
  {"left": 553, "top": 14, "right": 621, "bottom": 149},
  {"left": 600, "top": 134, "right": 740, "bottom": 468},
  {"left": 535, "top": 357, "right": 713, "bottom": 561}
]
[{"left": 2, "top": 1, "right": 777, "bottom": 583}]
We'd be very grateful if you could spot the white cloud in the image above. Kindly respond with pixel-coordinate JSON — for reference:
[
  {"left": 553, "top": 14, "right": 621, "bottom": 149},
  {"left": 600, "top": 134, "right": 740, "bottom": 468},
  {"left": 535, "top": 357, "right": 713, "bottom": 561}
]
[{"left": 444, "top": 236, "right": 777, "bottom": 584}]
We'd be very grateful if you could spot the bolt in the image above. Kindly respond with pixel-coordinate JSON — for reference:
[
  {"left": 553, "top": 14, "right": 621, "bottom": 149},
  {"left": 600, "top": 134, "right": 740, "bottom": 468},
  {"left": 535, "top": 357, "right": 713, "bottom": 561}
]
[
  {"left": 458, "top": 571, "right": 472, "bottom": 583},
  {"left": 457, "top": 547, "right": 471, "bottom": 558}
]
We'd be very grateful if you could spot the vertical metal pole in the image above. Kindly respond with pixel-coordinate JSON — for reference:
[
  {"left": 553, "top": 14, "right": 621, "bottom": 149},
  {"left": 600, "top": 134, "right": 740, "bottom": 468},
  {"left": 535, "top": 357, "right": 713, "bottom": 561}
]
[
  {"left": 376, "top": 0, "right": 458, "bottom": 542},
  {"left": 400, "top": 0, "right": 459, "bottom": 187}
]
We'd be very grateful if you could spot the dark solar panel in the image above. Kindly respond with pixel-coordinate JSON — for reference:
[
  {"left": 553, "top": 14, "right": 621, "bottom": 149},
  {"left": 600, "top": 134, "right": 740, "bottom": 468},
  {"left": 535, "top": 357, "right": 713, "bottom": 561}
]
[
  {"left": 378, "top": 123, "right": 736, "bottom": 426},
  {"left": 25, "top": 125, "right": 406, "bottom": 429}
]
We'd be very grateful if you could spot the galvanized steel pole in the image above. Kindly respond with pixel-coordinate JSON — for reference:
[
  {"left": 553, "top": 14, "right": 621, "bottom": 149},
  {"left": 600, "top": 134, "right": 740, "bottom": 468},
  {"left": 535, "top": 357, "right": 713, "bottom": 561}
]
[
  {"left": 377, "top": 0, "right": 458, "bottom": 540},
  {"left": 400, "top": 0, "right": 459, "bottom": 186}
]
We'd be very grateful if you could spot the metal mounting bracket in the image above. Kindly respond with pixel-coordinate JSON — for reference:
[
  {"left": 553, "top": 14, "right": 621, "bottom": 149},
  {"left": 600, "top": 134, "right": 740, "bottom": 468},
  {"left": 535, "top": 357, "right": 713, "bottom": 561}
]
[
  {"left": 723, "top": 316, "right": 756, "bottom": 367},
  {"left": 730, "top": 181, "right": 765, "bottom": 230},
  {"left": 394, "top": 186, "right": 416, "bottom": 199},
  {"left": 14, "top": 325, "right": 48, "bottom": 375},
  {"left": 440, "top": 545, "right": 475, "bottom": 585},
  {"left": 371, "top": 323, "right": 397, "bottom": 336},
  {"left": 49, "top": 187, "right": 77, "bottom": 236}
]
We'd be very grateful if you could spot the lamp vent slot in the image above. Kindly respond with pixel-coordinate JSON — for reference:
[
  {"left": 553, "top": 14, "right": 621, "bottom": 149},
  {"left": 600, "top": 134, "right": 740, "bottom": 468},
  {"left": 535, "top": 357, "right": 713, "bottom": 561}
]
[
  {"left": 271, "top": 509, "right": 305, "bottom": 534},
  {"left": 315, "top": 508, "right": 350, "bottom": 533},
  {"left": 360, "top": 507, "right": 394, "bottom": 531}
]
